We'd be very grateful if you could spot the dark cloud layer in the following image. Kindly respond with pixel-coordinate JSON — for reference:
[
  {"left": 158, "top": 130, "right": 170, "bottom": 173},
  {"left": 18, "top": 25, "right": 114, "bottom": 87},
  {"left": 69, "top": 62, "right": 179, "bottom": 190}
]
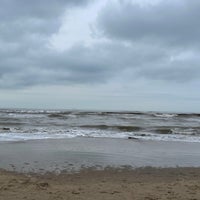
[
  {"left": 0, "top": 0, "right": 92, "bottom": 88},
  {"left": 96, "top": 0, "right": 200, "bottom": 82},
  {"left": 97, "top": 0, "right": 200, "bottom": 47},
  {"left": 0, "top": 0, "right": 88, "bottom": 19},
  {"left": 0, "top": 0, "right": 200, "bottom": 89},
  {"left": 0, "top": 0, "right": 89, "bottom": 39}
]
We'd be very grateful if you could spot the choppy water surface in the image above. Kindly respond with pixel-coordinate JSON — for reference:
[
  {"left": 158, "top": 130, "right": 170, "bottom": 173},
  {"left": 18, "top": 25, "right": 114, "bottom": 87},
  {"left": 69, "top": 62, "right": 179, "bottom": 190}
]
[{"left": 0, "top": 109, "right": 200, "bottom": 142}]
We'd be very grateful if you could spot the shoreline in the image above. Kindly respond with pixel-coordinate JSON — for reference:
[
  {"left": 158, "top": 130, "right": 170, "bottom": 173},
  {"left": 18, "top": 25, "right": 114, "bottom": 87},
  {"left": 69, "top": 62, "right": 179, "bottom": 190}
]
[
  {"left": 1, "top": 137, "right": 200, "bottom": 173},
  {"left": 1, "top": 166, "right": 200, "bottom": 199},
  {"left": 1, "top": 138, "right": 200, "bottom": 199}
]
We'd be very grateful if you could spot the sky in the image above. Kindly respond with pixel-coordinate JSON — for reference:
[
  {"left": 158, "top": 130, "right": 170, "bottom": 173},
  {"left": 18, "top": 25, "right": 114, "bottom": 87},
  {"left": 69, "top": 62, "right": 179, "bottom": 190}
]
[{"left": 0, "top": 0, "right": 200, "bottom": 112}]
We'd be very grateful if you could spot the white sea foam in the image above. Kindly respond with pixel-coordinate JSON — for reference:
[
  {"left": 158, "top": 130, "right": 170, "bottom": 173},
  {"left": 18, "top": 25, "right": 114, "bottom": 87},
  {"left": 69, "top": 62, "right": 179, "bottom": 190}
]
[
  {"left": 0, "top": 129, "right": 200, "bottom": 143},
  {"left": 133, "top": 132, "right": 200, "bottom": 143},
  {"left": 153, "top": 113, "right": 177, "bottom": 118}
]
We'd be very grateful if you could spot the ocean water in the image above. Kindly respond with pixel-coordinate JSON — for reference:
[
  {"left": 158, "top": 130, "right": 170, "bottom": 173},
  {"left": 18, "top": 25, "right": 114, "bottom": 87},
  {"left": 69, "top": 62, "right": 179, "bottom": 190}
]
[{"left": 0, "top": 108, "right": 200, "bottom": 142}]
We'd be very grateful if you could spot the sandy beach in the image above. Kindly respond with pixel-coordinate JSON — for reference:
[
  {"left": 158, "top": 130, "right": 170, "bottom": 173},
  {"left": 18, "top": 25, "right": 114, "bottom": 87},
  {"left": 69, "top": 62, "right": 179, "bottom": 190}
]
[
  {"left": 0, "top": 138, "right": 200, "bottom": 199},
  {"left": 1, "top": 167, "right": 200, "bottom": 200}
]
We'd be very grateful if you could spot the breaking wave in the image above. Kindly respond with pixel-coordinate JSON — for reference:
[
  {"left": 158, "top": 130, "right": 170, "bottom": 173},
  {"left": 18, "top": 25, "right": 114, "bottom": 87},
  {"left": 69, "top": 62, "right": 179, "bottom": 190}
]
[{"left": 0, "top": 109, "right": 200, "bottom": 142}]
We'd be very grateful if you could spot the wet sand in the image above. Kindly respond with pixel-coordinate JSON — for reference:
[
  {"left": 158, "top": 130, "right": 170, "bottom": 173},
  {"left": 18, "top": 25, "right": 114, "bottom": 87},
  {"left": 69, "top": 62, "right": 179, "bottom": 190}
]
[
  {"left": 1, "top": 138, "right": 200, "bottom": 173},
  {"left": 1, "top": 138, "right": 200, "bottom": 199},
  {"left": 1, "top": 167, "right": 200, "bottom": 200}
]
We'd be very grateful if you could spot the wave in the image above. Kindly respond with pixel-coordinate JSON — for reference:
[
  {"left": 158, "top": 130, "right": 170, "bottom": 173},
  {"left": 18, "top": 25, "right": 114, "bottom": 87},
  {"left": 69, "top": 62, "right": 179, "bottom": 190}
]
[
  {"left": 177, "top": 113, "right": 200, "bottom": 117},
  {"left": 151, "top": 127, "right": 200, "bottom": 136},
  {"left": 79, "top": 125, "right": 142, "bottom": 132},
  {"left": 1, "top": 108, "right": 200, "bottom": 143},
  {"left": 1, "top": 109, "right": 200, "bottom": 119},
  {"left": 1, "top": 129, "right": 200, "bottom": 143},
  {"left": 48, "top": 113, "right": 68, "bottom": 119},
  {"left": 154, "top": 128, "right": 173, "bottom": 134},
  {"left": 152, "top": 113, "right": 177, "bottom": 118}
]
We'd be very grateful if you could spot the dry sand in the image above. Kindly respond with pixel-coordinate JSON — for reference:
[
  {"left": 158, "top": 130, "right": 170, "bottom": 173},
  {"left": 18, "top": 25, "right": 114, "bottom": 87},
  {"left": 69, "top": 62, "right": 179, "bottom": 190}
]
[{"left": 1, "top": 167, "right": 200, "bottom": 200}]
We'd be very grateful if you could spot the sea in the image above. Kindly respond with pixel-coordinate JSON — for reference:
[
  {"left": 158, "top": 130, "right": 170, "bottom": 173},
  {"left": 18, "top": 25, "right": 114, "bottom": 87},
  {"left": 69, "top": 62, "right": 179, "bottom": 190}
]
[{"left": 0, "top": 108, "right": 200, "bottom": 142}]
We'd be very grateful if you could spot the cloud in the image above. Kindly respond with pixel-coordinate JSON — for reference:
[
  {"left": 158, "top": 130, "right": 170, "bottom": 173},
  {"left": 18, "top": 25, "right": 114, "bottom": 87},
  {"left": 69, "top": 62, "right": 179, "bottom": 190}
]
[
  {"left": 137, "top": 57, "right": 200, "bottom": 82},
  {"left": 0, "top": 0, "right": 89, "bottom": 19},
  {"left": 0, "top": 0, "right": 93, "bottom": 88},
  {"left": 0, "top": 0, "right": 90, "bottom": 41},
  {"left": 0, "top": 0, "right": 200, "bottom": 90},
  {"left": 95, "top": 0, "right": 200, "bottom": 82},
  {"left": 97, "top": 0, "right": 200, "bottom": 47}
]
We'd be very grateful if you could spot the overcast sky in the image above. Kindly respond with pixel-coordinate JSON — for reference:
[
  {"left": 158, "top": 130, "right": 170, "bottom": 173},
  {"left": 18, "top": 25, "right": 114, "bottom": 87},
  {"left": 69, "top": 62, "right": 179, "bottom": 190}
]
[{"left": 0, "top": 0, "right": 200, "bottom": 112}]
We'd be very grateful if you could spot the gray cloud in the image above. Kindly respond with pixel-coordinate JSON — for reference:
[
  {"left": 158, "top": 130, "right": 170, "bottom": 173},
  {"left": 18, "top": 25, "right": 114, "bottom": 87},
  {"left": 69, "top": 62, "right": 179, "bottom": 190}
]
[
  {"left": 137, "top": 58, "right": 200, "bottom": 82},
  {"left": 0, "top": 0, "right": 90, "bottom": 43},
  {"left": 0, "top": 0, "right": 94, "bottom": 88},
  {"left": 0, "top": 0, "right": 88, "bottom": 19},
  {"left": 95, "top": 0, "right": 200, "bottom": 82},
  {"left": 0, "top": 0, "right": 200, "bottom": 90},
  {"left": 1, "top": 41, "right": 166, "bottom": 88},
  {"left": 97, "top": 0, "right": 200, "bottom": 47}
]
